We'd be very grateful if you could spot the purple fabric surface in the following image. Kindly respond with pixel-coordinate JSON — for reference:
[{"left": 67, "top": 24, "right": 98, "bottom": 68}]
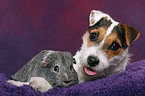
[
  {"left": 0, "top": 60, "right": 145, "bottom": 96},
  {"left": 0, "top": 0, "right": 145, "bottom": 74}
]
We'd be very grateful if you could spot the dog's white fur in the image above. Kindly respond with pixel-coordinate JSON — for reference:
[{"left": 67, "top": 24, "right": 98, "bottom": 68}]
[
  {"left": 73, "top": 10, "right": 136, "bottom": 83},
  {"left": 73, "top": 37, "right": 130, "bottom": 83}
]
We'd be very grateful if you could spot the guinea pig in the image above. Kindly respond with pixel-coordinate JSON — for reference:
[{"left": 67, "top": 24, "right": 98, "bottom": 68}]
[{"left": 7, "top": 50, "right": 78, "bottom": 92}]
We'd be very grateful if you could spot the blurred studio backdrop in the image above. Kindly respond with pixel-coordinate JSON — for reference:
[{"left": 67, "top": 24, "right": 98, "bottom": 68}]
[{"left": 0, "top": 0, "right": 144, "bottom": 74}]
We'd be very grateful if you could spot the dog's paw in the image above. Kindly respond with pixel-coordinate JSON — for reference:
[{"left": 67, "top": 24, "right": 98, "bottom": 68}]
[
  {"left": 7, "top": 80, "right": 29, "bottom": 87},
  {"left": 29, "top": 77, "right": 52, "bottom": 93}
]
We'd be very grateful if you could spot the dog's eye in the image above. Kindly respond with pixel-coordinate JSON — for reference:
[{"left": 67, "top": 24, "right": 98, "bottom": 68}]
[
  {"left": 73, "top": 58, "right": 76, "bottom": 64},
  {"left": 54, "top": 65, "right": 59, "bottom": 72},
  {"left": 90, "top": 32, "right": 98, "bottom": 41},
  {"left": 108, "top": 42, "right": 121, "bottom": 51}
]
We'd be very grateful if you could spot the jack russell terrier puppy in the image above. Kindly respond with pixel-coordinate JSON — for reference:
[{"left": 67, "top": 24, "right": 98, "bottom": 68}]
[{"left": 73, "top": 10, "right": 140, "bottom": 83}]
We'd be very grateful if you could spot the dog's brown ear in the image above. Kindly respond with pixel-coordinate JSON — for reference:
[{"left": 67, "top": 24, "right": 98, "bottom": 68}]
[{"left": 122, "top": 24, "right": 140, "bottom": 47}]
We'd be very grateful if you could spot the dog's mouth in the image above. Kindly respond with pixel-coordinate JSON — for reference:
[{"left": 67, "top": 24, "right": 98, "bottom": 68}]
[{"left": 84, "top": 66, "right": 98, "bottom": 76}]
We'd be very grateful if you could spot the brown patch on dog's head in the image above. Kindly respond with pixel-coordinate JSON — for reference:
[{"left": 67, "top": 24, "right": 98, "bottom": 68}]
[
  {"left": 86, "top": 26, "right": 108, "bottom": 47},
  {"left": 112, "top": 24, "right": 140, "bottom": 49},
  {"left": 85, "top": 32, "right": 95, "bottom": 47},
  {"left": 86, "top": 17, "right": 112, "bottom": 47},
  {"left": 103, "top": 23, "right": 140, "bottom": 59},
  {"left": 90, "top": 27, "right": 108, "bottom": 42},
  {"left": 103, "top": 31, "right": 124, "bottom": 59}
]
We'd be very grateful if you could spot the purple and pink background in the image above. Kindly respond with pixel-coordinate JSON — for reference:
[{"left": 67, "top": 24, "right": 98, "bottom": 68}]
[{"left": 0, "top": 0, "right": 144, "bottom": 74}]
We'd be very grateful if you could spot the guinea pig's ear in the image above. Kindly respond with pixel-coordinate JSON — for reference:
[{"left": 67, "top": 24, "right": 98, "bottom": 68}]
[
  {"left": 41, "top": 58, "right": 53, "bottom": 67},
  {"left": 40, "top": 50, "right": 55, "bottom": 67},
  {"left": 121, "top": 23, "right": 140, "bottom": 47},
  {"left": 42, "top": 62, "right": 49, "bottom": 67}
]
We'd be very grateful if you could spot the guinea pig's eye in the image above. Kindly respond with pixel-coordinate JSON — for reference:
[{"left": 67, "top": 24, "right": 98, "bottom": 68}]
[
  {"left": 73, "top": 58, "right": 76, "bottom": 64},
  {"left": 54, "top": 65, "right": 59, "bottom": 72},
  {"left": 108, "top": 42, "right": 121, "bottom": 51},
  {"left": 89, "top": 32, "right": 98, "bottom": 41}
]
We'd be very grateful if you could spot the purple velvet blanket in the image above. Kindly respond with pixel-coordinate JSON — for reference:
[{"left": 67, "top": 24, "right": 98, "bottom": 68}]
[{"left": 0, "top": 60, "right": 145, "bottom": 96}]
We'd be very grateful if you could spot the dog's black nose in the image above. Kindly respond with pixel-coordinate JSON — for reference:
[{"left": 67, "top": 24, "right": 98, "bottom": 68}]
[{"left": 87, "top": 56, "right": 100, "bottom": 67}]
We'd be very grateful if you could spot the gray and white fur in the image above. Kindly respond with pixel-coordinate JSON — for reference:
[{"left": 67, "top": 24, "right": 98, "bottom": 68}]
[{"left": 7, "top": 50, "right": 78, "bottom": 92}]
